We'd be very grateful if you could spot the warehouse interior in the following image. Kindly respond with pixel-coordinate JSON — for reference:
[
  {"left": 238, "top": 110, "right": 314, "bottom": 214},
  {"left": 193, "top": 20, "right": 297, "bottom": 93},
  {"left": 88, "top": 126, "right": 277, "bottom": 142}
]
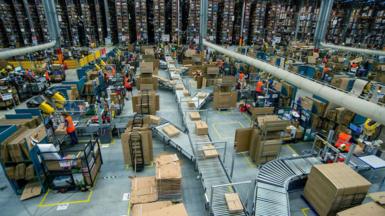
[{"left": 0, "top": 0, "right": 385, "bottom": 216}]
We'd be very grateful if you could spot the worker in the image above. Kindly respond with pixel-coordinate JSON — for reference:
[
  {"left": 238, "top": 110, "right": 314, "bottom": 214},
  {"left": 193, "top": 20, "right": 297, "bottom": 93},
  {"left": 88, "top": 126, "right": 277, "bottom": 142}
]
[
  {"left": 239, "top": 71, "right": 245, "bottom": 81},
  {"left": 254, "top": 79, "right": 265, "bottom": 102},
  {"left": 62, "top": 113, "right": 78, "bottom": 145},
  {"left": 124, "top": 74, "right": 133, "bottom": 100},
  {"left": 350, "top": 62, "right": 359, "bottom": 73},
  {"left": 45, "top": 70, "right": 51, "bottom": 86}
]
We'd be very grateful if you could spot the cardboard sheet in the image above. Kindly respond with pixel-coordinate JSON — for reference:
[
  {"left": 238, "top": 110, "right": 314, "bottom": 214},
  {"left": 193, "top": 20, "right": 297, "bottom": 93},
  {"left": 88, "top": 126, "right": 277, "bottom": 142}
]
[{"left": 20, "top": 182, "right": 41, "bottom": 201}]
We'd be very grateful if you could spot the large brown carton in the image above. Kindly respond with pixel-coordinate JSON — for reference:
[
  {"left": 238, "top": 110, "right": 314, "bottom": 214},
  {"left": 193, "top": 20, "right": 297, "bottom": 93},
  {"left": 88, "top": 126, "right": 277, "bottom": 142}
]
[
  {"left": 137, "top": 77, "right": 158, "bottom": 90},
  {"left": 304, "top": 163, "right": 371, "bottom": 216},
  {"left": 337, "top": 202, "right": 385, "bottom": 216},
  {"left": 140, "top": 62, "right": 154, "bottom": 74},
  {"left": 195, "top": 121, "right": 208, "bottom": 135},
  {"left": 132, "top": 92, "right": 160, "bottom": 115},
  {"left": 234, "top": 128, "right": 253, "bottom": 152},
  {"left": 202, "top": 144, "right": 219, "bottom": 158},
  {"left": 132, "top": 201, "right": 173, "bottom": 216},
  {"left": 121, "top": 130, "right": 153, "bottom": 166},
  {"left": 213, "top": 92, "right": 237, "bottom": 109},
  {"left": 130, "top": 176, "right": 158, "bottom": 204},
  {"left": 162, "top": 125, "right": 180, "bottom": 137},
  {"left": 189, "top": 112, "right": 201, "bottom": 121},
  {"left": 336, "top": 107, "right": 355, "bottom": 125}
]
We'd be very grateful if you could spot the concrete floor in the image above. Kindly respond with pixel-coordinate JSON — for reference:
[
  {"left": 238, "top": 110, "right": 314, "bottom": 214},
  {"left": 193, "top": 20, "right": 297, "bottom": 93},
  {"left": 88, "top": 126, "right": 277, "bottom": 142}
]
[{"left": 1, "top": 66, "right": 385, "bottom": 216}]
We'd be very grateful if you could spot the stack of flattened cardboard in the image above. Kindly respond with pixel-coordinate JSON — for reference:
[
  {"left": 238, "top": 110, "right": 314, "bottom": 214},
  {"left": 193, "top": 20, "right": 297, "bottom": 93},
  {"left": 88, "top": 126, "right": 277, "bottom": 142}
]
[
  {"left": 304, "top": 163, "right": 371, "bottom": 216},
  {"left": 132, "top": 91, "right": 160, "bottom": 115},
  {"left": 130, "top": 176, "right": 158, "bottom": 205},
  {"left": 0, "top": 117, "right": 41, "bottom": 129},
  {"left": 155, "top": 154, "right": 182, "bottom": 201},
  {"left": 136, "top": 203, "right": 189, "bottom": 216},
  {"left": 213, "top": 87, "right": 237, "bottom": 110},
  {"left": 132, "top": 201, "right": 172, "bottom": 216}
]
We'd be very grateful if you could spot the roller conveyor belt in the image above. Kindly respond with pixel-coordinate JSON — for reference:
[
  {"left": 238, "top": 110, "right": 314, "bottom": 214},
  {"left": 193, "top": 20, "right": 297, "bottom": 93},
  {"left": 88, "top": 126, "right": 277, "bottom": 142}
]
[
  {"left": 166, "top": 65, "right": 246, "bottom": 216},
  {"left": 254, "top": 156, "right": 321, "bottom": 216}
]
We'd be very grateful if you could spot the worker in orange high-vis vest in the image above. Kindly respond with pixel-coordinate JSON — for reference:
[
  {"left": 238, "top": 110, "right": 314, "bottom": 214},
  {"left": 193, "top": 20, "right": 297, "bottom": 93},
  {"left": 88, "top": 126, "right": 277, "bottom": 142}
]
[
  {"left": 62, "top": 113, "right": 78, "bottom": 145},
  {"left": 254, "top": 80, "right": 265, "bottom": 102},
  {"left": 45, "top": 71, "right": 51, "bottom": 86}
]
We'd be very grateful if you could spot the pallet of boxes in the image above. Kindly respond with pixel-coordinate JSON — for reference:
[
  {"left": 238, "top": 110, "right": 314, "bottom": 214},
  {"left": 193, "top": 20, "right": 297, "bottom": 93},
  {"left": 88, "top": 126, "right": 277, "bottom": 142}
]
[
  {"left": 137, "top": 62, "right": 158, "bottom": 91},
  {"left": 213, "top": 76, "right": 237, "bottom": 110},
  {"left": 234, "top": 115, "right": 290, "bottom": 164},
  {"left": 304, "top": 163, "right": 372, "bottom": 216},
  {"left": 0, "top": 125, "right": 46, "bottom": 200},
  {"left": 130, "top": 154, "right": 188, "bottom": 216},
  {"left": 141, "top": 48, "right": 159, "bottom": 76}
]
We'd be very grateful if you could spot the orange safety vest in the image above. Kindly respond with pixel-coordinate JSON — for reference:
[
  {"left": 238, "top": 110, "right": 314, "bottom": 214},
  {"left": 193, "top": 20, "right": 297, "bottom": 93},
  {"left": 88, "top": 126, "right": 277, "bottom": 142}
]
[
  {"left": 256, "top": 81, "right": 263, "bottom": 93},
  {"left": 65, "top": 116, "right": 76, "bottom": 133},
  {"left": 45, "top": 71, "right": 50, "bottom": 80},
  {"left": 239, "top": 73, "right": 244, "bottom": 80}
]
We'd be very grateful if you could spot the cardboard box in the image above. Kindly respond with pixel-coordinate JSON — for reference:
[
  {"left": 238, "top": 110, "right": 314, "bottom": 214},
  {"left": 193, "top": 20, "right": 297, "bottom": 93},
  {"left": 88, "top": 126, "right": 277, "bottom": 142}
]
[
  {"left": 121, "top": 130, "right": 153, "bottom": 166},
  {"left": 189, "top": 112, "right": 201, "bottom": 121},
  {"left": 5, "top": 166, "right": 15, "bottom": 180},
  {"left": 187, "top": 99, "right": 195, "bottom": 108},
  {"left": 206, "top": 66, "right": 219, "bottom": 75},
  {"left": 132, "top": 92, "right": 160, "bottom": 115},
  {"left": 182, "top": 90, "right": 189, "bottom": 96},
  {"left": 130, "top": 176, "right": 158, "bottom": 204},
  {"left": 155, "top": 154, "right": 182, "bottom": 200},
  {"left": 250, "top": 107, "right": 274, "bottom": 119},
  {"left": 162, "top": 125, "right": 180, "bottom": 137},
  {"left": 304, "top": 163, "right": 371, "bottom": 216},
  {"left": 141, "top": 203, "right": 188, "bottom": 216},
  {"left": 132, "top": 201, "right": 173, "bottom": 216},
  {"left": 175, "top": 83, "right": 184, "bottom": 90},
  {"left": 140, "top": 62, "right": 154, "bottom": 74},
  {"left": 312, "top": 98, "right": 327, "bottom": 116},
  {"left": 213, "top": 92, "right": 237, "bottom": 109},
  {"left": 225, "top": 193, "right": 243, "bottom": 213},
  {"left": 202, "top": 144, "right": 219, "bottom": 158},
  {"left": 15, "top": 163, "right": 26, "bottom": 180},
  {"left": 149, "top": 115, "right": 161, "bottom": 125},
  {"left": 336, "top": 107, "right": 355, "bottom": 125},
  {"left": 234, "top": 128, "right": 253, "bottom": 152},
  {"left": 25, "top": 164, "right": 35, "bottom": 181},
  {"left": 337, "top": 202, "right": 385, "bottom": 216},
  {"left": 195, "top": 121, "right": 208, "bottom": 135},
  {"left": 301, "top": 96, "right": 314, "bottom": 111},
  {"left": 308, "top": 56, "right": 317, "bottom": 64}
]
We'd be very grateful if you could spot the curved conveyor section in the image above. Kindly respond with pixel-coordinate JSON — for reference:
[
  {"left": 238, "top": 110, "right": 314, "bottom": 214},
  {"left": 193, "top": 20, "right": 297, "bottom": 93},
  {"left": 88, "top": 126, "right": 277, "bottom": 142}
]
[{"left": 254, "top": 156, "right": 321, "bottom": 216}]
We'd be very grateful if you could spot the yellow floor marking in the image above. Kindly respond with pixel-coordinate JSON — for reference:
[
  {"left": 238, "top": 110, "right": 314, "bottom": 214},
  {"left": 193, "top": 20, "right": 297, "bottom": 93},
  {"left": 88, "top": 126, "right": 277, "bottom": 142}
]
[
  {"left": 301, "top": 208, "right": 309, "bottom": 216},
  {"left": 240, "top": 152, "right": 257, "bottom": 168},
  {"left": 127, "top": 201, "right": 131, "bottom": 216},
  {"left": 38, "top": 189, "right": 93, "bottom": 207},
  {"left": 283, "top": 144, "right": 298, "bottom": 155}
]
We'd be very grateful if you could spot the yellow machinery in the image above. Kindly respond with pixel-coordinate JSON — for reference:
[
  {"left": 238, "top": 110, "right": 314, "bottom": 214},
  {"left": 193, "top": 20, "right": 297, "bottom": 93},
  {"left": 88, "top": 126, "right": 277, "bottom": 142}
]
[
  {"left": 363, "top": 119, "right": 381, "bottom": 137},
  {"left": 27, "top": 90, "right": 66, "bottom": 115}
]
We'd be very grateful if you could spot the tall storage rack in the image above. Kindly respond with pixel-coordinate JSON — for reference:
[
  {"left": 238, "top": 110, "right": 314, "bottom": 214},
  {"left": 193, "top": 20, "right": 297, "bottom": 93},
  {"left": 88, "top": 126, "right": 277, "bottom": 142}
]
[
  {"left": 80, "top": 0, "right": 97, "bottom": 47},
  {"left": 28, "top": 0, "right": 49, "bottom": 44},
  {"left": 221, "top": 0, "right": 234, "bottom": 44},
  {"left": 207, "top": 0, "right": 219, "bottom": 43},
  {"left": 135, "top": 0, "right": 148, "bottom": 42},
  {"left": 91, "top": 0, "right": 105, "bottom": 45},
  {"left": 296, "top": 0, "right": 320, "bottom": 43},
  {"left": 0, "top": 0, "right": 19, "bottom": 47},
  {"left": 153, "top": 0, "right": 165, "bottom": 43},
  {"left": 170, "top": 0, "right": 179, "bottom": 43},
  {"left": 116, "top": 0, "right": 131, "bottom": 45},
  {"left": 12, "top": 0, "right": 32, "bottom": 46},
  {"left": 249, "top": 1, "right": 267, "bottom": 44},
  {"left": 187, "top": 0, "right": 200, "bottom": 43},
  {"left": 241, "top": 0, "right": 252, "bottom": 45},
  {"left": 326, "top": 4, "right": 347, "bottom": 45}
]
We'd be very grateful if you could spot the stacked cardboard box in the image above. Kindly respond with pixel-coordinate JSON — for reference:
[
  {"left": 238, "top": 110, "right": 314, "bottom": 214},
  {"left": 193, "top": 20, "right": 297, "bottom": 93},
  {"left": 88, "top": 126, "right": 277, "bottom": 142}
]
[
  {"left": 116, "top": 0, "right": 130, "bottom": 45},
  {"left": 132, "top": 91, "right": 160, "bottom": 115},
  {"left": 135, "top": 0, "right": 148, "bottom": 42},
  {"left": 133, "top": 202, "right": 188, "bottom": 216},
  {"left": 130, "top": 176, "right": 158, "bottom": 204},
  {"left": 121, "top": 119, "right": 153, "bottom": 166},
  {"left": 153, "top": 0, "right": 165, "bottom": 43},
  {"left": 155, "top": 154, "right": 182, "bottom": 201},
  {"left": 304, "top": 163, "right": 371, "bottom": 216}
]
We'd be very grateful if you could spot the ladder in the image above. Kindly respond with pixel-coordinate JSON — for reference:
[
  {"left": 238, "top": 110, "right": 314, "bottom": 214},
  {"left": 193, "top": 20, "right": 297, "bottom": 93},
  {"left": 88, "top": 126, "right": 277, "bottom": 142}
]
[
  {"left": 140, "top": 90, "right": 150, "bottom": 114},
  {"left": 129, "top": 131, "right": 145, "bottom": 172}
]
